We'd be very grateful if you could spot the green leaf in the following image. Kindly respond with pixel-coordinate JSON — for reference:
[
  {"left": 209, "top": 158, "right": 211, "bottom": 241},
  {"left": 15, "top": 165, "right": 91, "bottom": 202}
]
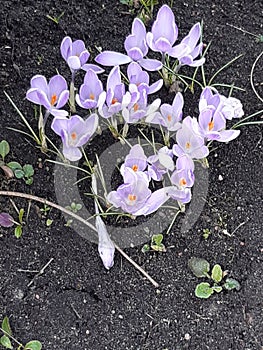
[
  {"left": 0, "top": 335, "right": 13, "bottom": 349},
  {"left": 24, "top": 340, "right": 42, "bottom": 350},
  {"left": 75, "top": 203, "right": 82, "bottom": 211},
  {"left": 0, "top": 140, "right": 10, "bottom": 161},
  {"left": 7, "top": 161, "right": 22, "bottom": 171},
  {"left": 141, "top": 244, "right": 150, "bottom": 253},
  {"left": 46, "top": 219, "right": 53, "bottom": 227},
  {"left": 211, "top": 264, "right": 223, "bottom": 283},
  {"left": 188, "top": 257, "right": 210, "bottom": 278},
  {"left": 2, "top": 316, "right": 12, "bottom": 336},
  {"left": 151, "top": 243, "right": 166, "bottom": 252},
  {"left": 195, "top": 282, "right": 214, "bottom": 299},
  {"left": 25, "top": 178, "right": 33, "bottom": 185},
  {"left": 151, "top": 234, "right": 163, "bottom": 246},
  {"left": 223, "top": 278, "right": 241, "bottom": 291},
  {"left": 212, "top": 285, "right": 223, "bottom": 293},
  {"left": 23, "top": 164, "right": 34, "bottom": 178},
  {"left": 18, "top": 208, "right": 24, "bottom": 224},
  {"left": 15, "top": 225, "right": 22, "bottom": 238},
  {"left": 14, "top": 169, "right": 25, "bottom": 179}
]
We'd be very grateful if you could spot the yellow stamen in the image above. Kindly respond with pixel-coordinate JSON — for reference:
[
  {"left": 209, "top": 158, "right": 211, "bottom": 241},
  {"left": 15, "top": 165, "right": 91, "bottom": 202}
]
[
  {"left": 167, "top": 114, "right": 172, "bottom": 122},
  {"left": 208, "top": 121, "right": 214, "bottom": 131},
  {"left": 186, "top": 141, "right": 191, "bottom": 149},
  {"left": 50, "top": 94, "right": 57, "bottom": 106},
  {"left": 132, "top": 164, "right": 138, "bottom": 172},
  {"left": 128, "top": 194, "right": 137, "bottom": 201},
  {"left": 89, "top": 93, "right": 95, "bottom": 100}
]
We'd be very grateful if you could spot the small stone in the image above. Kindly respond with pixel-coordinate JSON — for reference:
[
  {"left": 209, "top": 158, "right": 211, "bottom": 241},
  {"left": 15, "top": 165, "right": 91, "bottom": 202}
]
[
  {"left": 118, "top": 315, "right": 123, "bottom": 319},
  {"left": 218, "top": 175, "right": 223, "bottom": 181},
  {"left": 184, "top": 333, "right": 191, "bottom": 340},
  {"left": 85, "top": 330, "right": 90, "bottom": 335}
]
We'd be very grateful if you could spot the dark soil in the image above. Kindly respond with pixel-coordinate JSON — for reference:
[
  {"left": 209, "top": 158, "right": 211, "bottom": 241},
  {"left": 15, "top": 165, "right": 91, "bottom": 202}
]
[{"left": 0, "top": 1, "right": 263, "bottom": 349}]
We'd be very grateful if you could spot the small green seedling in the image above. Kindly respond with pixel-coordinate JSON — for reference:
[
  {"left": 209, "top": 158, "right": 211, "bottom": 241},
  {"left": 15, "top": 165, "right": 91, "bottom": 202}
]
[
  {"left": 188, "top": 257, "right": 240, "bottom": 299},
  {"left": 0, "top": 316, "right": 42, "bottom": 350},
  {"left": 0, "top": 140, "right": 34, "bottom": 184},
  {"left": 39, "top": 204, "right": 51, "bottom": 216},
  {"left": 142, "top": 233, "right": 166, "bottom": 253},
  {"left": 7, "top": 162, "right": 34, "bottom": 185},
  {"left": 202, "top": 228, "right": 212, "bottom": 240},
  {"left": 65, "top": 202, "right": 82, "bottom": 213},
  {"left": 46, "top": 12, "right": 65, "bottom": 24}
]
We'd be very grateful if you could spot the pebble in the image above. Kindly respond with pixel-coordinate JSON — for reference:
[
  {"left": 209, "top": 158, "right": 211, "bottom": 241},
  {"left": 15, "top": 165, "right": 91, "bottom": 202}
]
[{"left": 184, "top": 333, "right": 191, "bottom": 340}]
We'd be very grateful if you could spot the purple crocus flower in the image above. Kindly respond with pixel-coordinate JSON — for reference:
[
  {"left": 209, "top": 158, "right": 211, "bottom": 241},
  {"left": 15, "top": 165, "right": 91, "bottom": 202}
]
[
  {"left": 171, "top": 155, "right": 195, "bottom": 189},
  {"left": 60, "top": 36, "right": 103, "bottom": 73},
  {"left": 26, "top": 74, "right": 69, "bottom": 117},
  {"left": 123, "top": 144, "right": 147, "bottom": 172},
  {"left": 173, "top": 116, "right": 209, "bottom": 159},
  {"left": 76, "top": 69, "right": 104, "bottom": 109},
  {"left": 146, "top": 5, "right": 188, "bottom": 58},
  {"left": 146, "top": 92, "right": 183, "bottom": 131},
  {"left": 127, "top": 62, "right": 163, "bottom": 95},
  {"left": 95, "top": 18, "right": 162, "bottom": 71},
  {"left": 198, "top": 108, "right": 240, "bottom": 142},
  {"left": 98, "top": 66, "right": 134, "bottom": 118},
  {"left": 166, "top": 186, "right": 192, "bottom": 204},
  {"left": 51, "top": 114, "right": 98, "bottom": 161},
  {"left": 176, "top": 23, "right": 205, "bottom": 67},
  {"left": 147, "top": 146, "right": 174, "bottom": 181},
  {"left": 107, "top": 167, "right": 151, "bottom": 215}
]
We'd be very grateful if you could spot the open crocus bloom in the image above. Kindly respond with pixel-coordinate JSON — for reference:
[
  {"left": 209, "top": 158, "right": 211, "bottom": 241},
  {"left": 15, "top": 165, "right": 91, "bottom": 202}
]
[
  {"left": 95, "top": 18, "right": 162, "bottom": 71},
  {"left": 60, "top": 36, "right": 103, "bottom": 73},
  {"left": 123, "top": 144, "right": 147, "bottom": 172},
  {"left": 26, "top": 74, "right": 69, "bottom": 117},
  {"left": 51, "top": 114, "right": 98, "bottom": 161},
  {"left": 76, "top": 69, "right": 104, "bottom": 109}
]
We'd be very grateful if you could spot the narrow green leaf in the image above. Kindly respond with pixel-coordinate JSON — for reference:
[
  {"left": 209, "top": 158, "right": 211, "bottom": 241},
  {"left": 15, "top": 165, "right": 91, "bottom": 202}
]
[
  {"left": 0, "top": 140, "right": 10, "bottom": 161},
  {"left": 14, "top": 225, "right": 22, "bottom": 238},
  {"left": 2, "top": 316, "right": 12, "bottom": 335},
  {"left": 24, "top": 340, "right": 42, "bottom": 350},
  {"left": 7, "top": 162, "right": 22, "bottom": 171},
  {"left": 23, "top": 164, "right": 34, "bottom": 178},
  {"left": 18, "top": 208, "right": 24, "bottom": 224},
  {"left": 211, "top": 264, "right": 223, "bottom": 283},
  {"left": 195, "top": 282, "right": 214, "bottom": 299},
  {"left": 223, "top": 278, "right": 241, "bottom": 291},
  {"left": 0, "top": 335, "right": 13, "bottom": 349},
  {"left": 188, "top": 257, "right": 210, "bottom": 278}
]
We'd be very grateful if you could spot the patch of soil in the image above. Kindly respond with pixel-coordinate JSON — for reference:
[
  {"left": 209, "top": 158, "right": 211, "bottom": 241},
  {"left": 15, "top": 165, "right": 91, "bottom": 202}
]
[{"left": 0, "top": 1, "right": 262, "bottom": 349}]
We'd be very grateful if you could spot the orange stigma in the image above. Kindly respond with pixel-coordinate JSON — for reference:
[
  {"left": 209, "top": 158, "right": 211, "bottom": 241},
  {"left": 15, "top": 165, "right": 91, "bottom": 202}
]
[
  {"left": 71, "top": 132, "right": 77, "bottom": 140},
  {"left": 167, "top": 114, "right": 172, "bottom": 122},
  {"left": 208, "top": 121, "right": 214, "bottom": 131},
  {"left": 132, "top": 164, "right": 138, "bottom": 172},
  {"left": 128, "top": 194, "right": 137, "bottom": 201},
  {"left": 111, "top": 97, "right": 118, "bottom": 105},
  {"left": 50, "top": 94, "right": 57, "bottom": 106},
  {"left": 89, "top": 93, "right": 95, "bottom": 100},
  {"left": 179, "top": 178, "right": 187, "bottom": 186},
  {"left": 133, "top": 103, "right": 139, "bottom": 112}
]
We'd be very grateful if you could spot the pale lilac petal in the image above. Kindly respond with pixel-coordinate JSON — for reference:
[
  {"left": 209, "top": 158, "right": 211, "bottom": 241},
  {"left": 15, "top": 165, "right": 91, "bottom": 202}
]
[
  {"left": 26, "top": 88, "right": 43, "bottom": 105},
  {"left": 50, "top": 108, "right": 69, "bottom": 117},
  {"left": 30, "top": 75, "right": 48, "bottom": 94},
  {"left": 152, "top": 5, "right": 178, "bottom": 46},
  {"left": 63, "top": 145, "right": 82, "bottom": 161},
  {"left": 72, "top": 40, "right": 86, "bottom": 56},
  {"left": 81, "top": 63, "right": 105, "bottom": 73},
  {"left": 67, "top": 56, "right": 81, "bottom": 70},
  {"left": 60, "top": 36, "right": 72, "bottom": 61},
  {"left": 107, "top": 66, "right": 122, "bottom": 91},
  {"left": 182, "top": 23, "right": 201, "bottom": 49},
  {"left": 154, "top": 37, "right": 172, "bottom": 53},
  {"left": 79, "top": 51, "right": 90, "bottom": 66},
  {"left": 95, "top": 51, "right": 131, "bottom": 66},
  {"left": 217, "top": 130, "right": 240, "bottom": 142},
  {"left": 127, "top": 47, "right": 144, "bottom": 61},
  {"left": 49, "top": 75, "right": 68, "bottom": 99},
  {"left": 138, "top": 58, "right": 162, "bottom": 71},
  {"left": 134, "top": 187, "right": 170, "bottom": 216},
  {"left": 132, "top": 18, "right": 146, "bottom": 39},
  {"left": 168, "top": 43, "right": 189, "bottom": 58},
  {"left": 54, "top": 90, "right": 69, "bottom": 109},
  {"left": 167, "top": 186, "right": 192, "bottom": 203},
  {"left": 148, "top": 79, "right": 163, "bottom": 94}
]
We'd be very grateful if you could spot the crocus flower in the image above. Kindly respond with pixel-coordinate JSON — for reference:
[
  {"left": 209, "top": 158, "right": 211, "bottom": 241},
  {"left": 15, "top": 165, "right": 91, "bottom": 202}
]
[
  {"left": 146, "top": 5, "right": 188, "bottom": 58},
  {"left": 171, "top": 155, "right": 195, "bottom": 189},
  {"left": 107, "top": 167, "right": 151, "bottom": 215},
  {"left": 146, "top": 92, "right": 183, "bottom": 131},
  {"left": 95, "top": 18, "right": 162, "bottom": 71},
  {"left": 127, "top": 62, "right": 163, "bottom": 95},
  {"left": 26, "top": 74, "right": 69, "bottom": 117},
  {"left": 147, "top": 146, "right": 174, "bottom": 181},
  {"left": 76, "top": 69, "right": 104, "bottom": 109},
  {"left": 92, "top": 174, "right": 115, "bottom": 270},
  {"left": 51, "top": 114, "right": 98, "bottom": 161},
  {"left": 173, "top": 116, "right": 209, "bottom": 159},
  {"left": 98, "top": 66, "right": 134, "bottom": 118},
  {"left": 198, "top": 108, "right": 240, "bottom": 142},
  {"left": 123, "top": 144, "right": 147, "bottom": 172},
  {"left": 60, "top": 36, "right": 103, "bottom": 73},
  {"left": 175, "top": 23, "right": 205, "bottom": 67}
]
